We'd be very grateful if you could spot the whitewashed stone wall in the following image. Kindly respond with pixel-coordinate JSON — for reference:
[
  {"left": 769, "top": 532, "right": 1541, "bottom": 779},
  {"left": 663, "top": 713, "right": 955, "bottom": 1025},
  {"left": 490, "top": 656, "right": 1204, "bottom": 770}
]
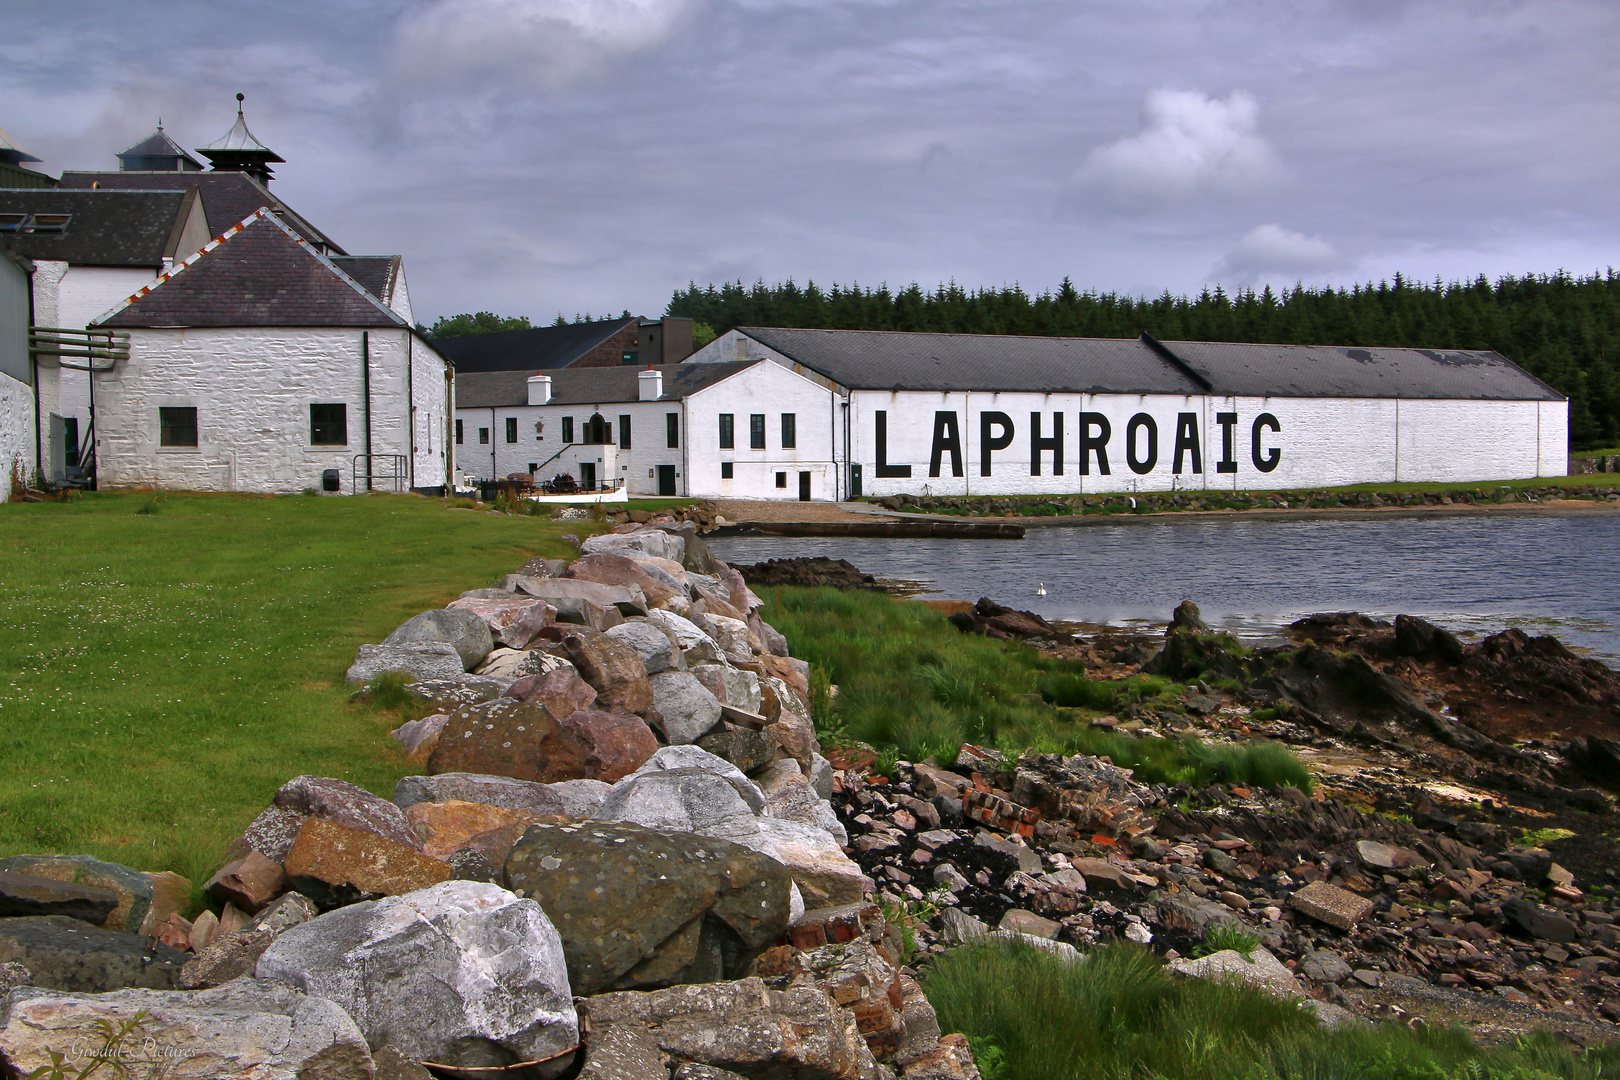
[
  {"left": 91, "top": 326, "right": 441, "bottom": 494},
  {"left": 54, "top": 266, "right": 162, "bottom": 444},
  {"left": 683, "top": 362, "right": 837, "bottom": 501},
  {"left": 458, "top": 402, "right": 672, "bottom": 494},
  {"left": 408, "top": 333, "right": 452, "bottom": 490},
  {"left": 0, "top": 372, "right": 31, "bottom": 498}
]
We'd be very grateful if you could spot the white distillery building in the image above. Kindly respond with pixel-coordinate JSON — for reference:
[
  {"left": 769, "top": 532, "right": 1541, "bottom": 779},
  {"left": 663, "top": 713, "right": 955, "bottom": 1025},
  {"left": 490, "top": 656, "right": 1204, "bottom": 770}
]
[
  {"left": 90, "top": 209, "right": 452, "bottom": 494},
  {"left": 679, "top": 327, "right": 1568, "bottom": 501},
  {"left": 453, "top": 359, "right": 836, "bottom": 499}
]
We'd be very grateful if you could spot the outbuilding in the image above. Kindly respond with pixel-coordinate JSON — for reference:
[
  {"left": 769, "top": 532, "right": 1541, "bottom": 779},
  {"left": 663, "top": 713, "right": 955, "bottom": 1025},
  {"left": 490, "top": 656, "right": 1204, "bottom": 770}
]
[
  {"left": 683, "top": 327, "right": 1568, "bottom": 501},
  {"left": 90, "top": 208, "right": 452, "bottom": 494}
]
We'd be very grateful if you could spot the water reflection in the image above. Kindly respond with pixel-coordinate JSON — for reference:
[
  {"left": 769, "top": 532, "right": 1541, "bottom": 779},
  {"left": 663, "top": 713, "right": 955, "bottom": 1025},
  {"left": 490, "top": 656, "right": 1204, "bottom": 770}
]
[{"left": 708, "top": 514, "right": 1620, "bottom": 662}]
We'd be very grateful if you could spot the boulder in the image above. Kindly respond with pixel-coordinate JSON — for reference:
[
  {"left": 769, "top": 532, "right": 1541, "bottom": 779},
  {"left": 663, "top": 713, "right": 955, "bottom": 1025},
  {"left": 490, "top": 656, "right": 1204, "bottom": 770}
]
[
  {"left": 694, "top": 664, "right": 762, "bottom": 713},
  {"left": 178, "top": 928, "right": 276, "bottom": 990},
  {"left": 256, "top": 881, "right": 578, "bottom": 1080},
  {"left": 1355, "top": 840, "right": 1430, "bottom": 871},
  {"left": 761, "top": 771, "right": 847, "bottom": 846},
  {"left": 693, "top": 614, "right": 755, "bottom": 665},
  {"left": 390, "top": 713, "right": 449, "bottom": 763},
  {"left": 0, "top": 870, "right": 119, "bottom": 926},
  {"left": 647, "top": 670, "right": 723, "bottom": 744},
  {"left": 513, "top": 577, "right": 648, "bottom": 617},
  {"left": 565, "top": 553, "right": 678, "bottom": 608},
  {"left": 1299, "top": 948, "right": 1352, "bottom": 984},
  {"left": 281, "top": 818, "right": 451, "bottom": 909},
  {"left": 206, "top": 851, "right": 287, "bottom": 913},
  {"left": 475, "top": 647, "right": 567, "bottom": 682},
  {"left": 1170, "top": 947, "right": 1303, "bottom": 998},
  {"left": 732, "top": 819, "right": 868, "bottom": 908},
  {"left": 0, "top": 916, "right": 189, "bottom": 992},
  {"left": 1288, "top": 882, "right": 1374, "bottom": 931},
  {"left": 447, "top": 596, "right": 557, "bottom": 650},
  {"left": 404, "top": 674, "right": 509, "bottom": 710},
  {"left": 546, "top": 629, "right": 656, "bottom": 717},
  {"left": 245, "top": 892, "right": 319, "bottom": 937},
  {"left": 696, "top": 728, "right": 779, "bottom": 776},
  {"left": 582, "top": 530, "right": 685, "bottom": 562},
  {"left": 557, "top": 709, "right": 660, "bottom": 783},
  {"left": 593, "top": 768, "right": 764, "bottom": 837},
  {"left": 509, "top": 665, "right": 598, "bottom": 719},
  {"left": 747, "top": 611, "right": 790, "bottom": 657},
  {"left": 383, "top": 607, "right": 495, "bottom": 670},
  {"left": 503, "top": 821, "right": 792, "bottom": 994},
  {"left": 1393, "top": 614, "right": 1465, "bottom": 665},
  {"left": 393, "top": 773, "right": 610, "bottom": 817},
  {"left": 646, "top": 610, "right": 725, "bottom": 665},
  {"left": 619, "top": 746, "right": 768, "bottom": 814},
  {"left": 605, "top": 621, "right": 682, "bottom": 675},
  {"left": 425, "top": 698, "right": 592, "bottom": 784},
  {"left": 0, "top": 978, "right": 375, "bottom": 1080},
  {"left": 0, "top": 856, "right": 157, "bottom": 933},
  {"left": 346, "top": 642, "right": 466, "bottom": 686},
  {"left": 580, "top": 978, "right": 885, "bottom": 1080},
  {"left": 236, "top": 775, "right": 422, "bottom": 864},
  {"left": 1502, "top": 897, "right": 1578, "bottom": 943},
  {"left": 403, "top": 800, "right": 559, "bottom": 859}
]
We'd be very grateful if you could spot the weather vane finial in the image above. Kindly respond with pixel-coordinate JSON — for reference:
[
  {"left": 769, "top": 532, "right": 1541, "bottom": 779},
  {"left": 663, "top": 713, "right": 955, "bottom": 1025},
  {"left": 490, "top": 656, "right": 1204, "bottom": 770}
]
[{"left": 236, "top": 92, "right": 245, "bottom": 116}]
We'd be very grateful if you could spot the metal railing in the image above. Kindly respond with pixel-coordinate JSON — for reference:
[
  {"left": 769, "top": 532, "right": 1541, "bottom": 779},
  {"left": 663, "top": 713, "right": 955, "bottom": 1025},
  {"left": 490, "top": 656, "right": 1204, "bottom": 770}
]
[{"left": 352, "top": 454, "right": 408, "bottom": 493}]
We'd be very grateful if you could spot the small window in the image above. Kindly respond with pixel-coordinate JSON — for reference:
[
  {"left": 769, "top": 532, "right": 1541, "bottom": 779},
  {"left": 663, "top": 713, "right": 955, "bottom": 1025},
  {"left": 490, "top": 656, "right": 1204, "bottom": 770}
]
[
  {"left": 718, "top": 414, "right": 734, "bottom": 449},
  {"left": 159, "top": 407, "right": 197, "bottom": 447},
  {"left": 721, "top": 461, "right": 734, "bottom": 479},
  {"left": 505, "top": 417, "right": 518, "bottom": 443},
  {"left": 781, "top": 413, "right": 796, "bottom": 449},
  {"left": 310, "top": 403, "right": 347, "bottom": 446},
  {"left": 775, "top": 471, "right": 787, "bottom": 488},
  {"left": 478, "top": 427, "right": 489, "bottom": 444},
  {"left": 562, "top": 417, "right": 575, "bottom": 443},
  {"left": 621, "top": 350, "right": 638, "bottom": 365},
  {"left": 0, "top": 213, "right": 25, "bottom": 233},
  {"left": 528, "top": 462, "right": 538, "bottom": 474},
  {"left": 618, "top": 414, "right": 631, "bottom": 450},
  {"left": 666, "top": 412, "right": 679, "bottom": 449},
  {"left": 455, "top": 418, "right": 463, "bottom": 444},
  {"left": 24, "top": 213, "right": 70, "bottom": 234},
  {"left": 750, "top": 414, "right": 765, "bottom": 449}
]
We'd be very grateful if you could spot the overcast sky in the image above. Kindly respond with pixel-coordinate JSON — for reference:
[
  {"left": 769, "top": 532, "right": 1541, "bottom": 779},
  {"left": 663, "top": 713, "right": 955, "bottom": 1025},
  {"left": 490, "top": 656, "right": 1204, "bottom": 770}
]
[{"left": 5, "top": 0, "right": 1617, "bottom": 325}]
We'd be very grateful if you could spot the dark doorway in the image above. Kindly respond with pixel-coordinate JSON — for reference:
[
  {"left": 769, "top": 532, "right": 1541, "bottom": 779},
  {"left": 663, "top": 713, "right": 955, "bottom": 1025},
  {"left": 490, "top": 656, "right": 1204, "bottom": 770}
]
[
  {"left": 657, "top": 464, "right": 677, "bottom": 496},
  {"left": 798, "top": 471, "right": 811, "bottom": 501},
  {"left": 580, "top": 462, "right": 596, "bottom": 489}
]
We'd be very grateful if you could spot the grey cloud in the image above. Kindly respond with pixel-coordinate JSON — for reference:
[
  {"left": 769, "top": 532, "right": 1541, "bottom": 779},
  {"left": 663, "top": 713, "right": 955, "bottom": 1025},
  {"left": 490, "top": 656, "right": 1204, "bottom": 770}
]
[{"left": 1210, "top": 224, "right": 1343, "bottom": 288}]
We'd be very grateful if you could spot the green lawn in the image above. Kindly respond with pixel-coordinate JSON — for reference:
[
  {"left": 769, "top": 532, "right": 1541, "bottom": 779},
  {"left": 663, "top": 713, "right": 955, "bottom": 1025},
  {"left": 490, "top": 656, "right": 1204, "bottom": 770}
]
[{"left": 0, "top": 491, "right": 590, "bottom": 884}]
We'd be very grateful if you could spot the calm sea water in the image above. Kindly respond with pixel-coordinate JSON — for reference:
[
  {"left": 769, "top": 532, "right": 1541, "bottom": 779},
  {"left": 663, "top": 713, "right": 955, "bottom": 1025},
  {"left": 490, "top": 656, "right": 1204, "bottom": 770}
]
[{"left": 707, "top": 513, "right": 1620, "bottom": 662}]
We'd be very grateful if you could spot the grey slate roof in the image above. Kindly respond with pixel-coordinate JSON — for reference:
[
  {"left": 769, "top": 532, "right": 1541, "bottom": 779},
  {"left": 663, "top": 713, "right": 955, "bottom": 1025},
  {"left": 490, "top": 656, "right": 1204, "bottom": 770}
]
[
  {"left": 732, "top": 327, "right": 1561, "bottom": 402},
  {"left": 56, "top": 171, "right": 345, "bottom": 255},
  {"left": 96, "top": 211, "right": 403, "bottom": 329},
  {"left": 736, "top": 327, "right": 1205, "bottom": 395},
  {"left": 0, "top": 189, "right": 196, "bottom": 267},
  {"left": 329, "top": 256, "right": 400, "bottom": 305},
  {"left": 431, "top": 318, "right": 639, "bottom": 373},
  {"left": 1159, "top": 340, "right": 1563, "bottom": 402},
  {"left": 116, "top": 129, "right": 203, "bottom": 171},
  {"left": 456, "top": 361, "right": 761, "bottom": 409}
]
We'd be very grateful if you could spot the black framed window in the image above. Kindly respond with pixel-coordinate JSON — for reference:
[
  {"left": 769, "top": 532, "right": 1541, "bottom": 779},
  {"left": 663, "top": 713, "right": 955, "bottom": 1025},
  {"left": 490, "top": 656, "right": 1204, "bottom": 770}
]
[
  {"left": 455, "top": 419, "right": 463, "bottom": 445},
  {"left": 781, "top": 413, "right": 796, "bottom": 449},
  {"left": 505, "top": 417, "right": 518, "bottom": 443},
  {"left": 159, "top": 407, "right": 197, "bottom": 447},
  {"left": 666, "top": 412, "right": 679, "bottom": 448},
  {"left": 310, "top": 403, "right": 347, "bottom": 446},
  {"left": 749, "top": 413, "right": 765, "bottom": 449},
  {"left": 618, "top": 415, "right": 631, "bottom": 449},
  {"left": 562, "top": 417, "right": 574, "bottom": 443},
  {"left": 718, "top": 414, "right": 734, "bottom": 449},
  {"left": 776, "top": 471, "right": 787, "bottom": 488},
  {"left": 478, "top": 427, "right": 489, "bottom": 444},
  {"left": 721, "top": 461, "right": 734, "bottom": 479}
]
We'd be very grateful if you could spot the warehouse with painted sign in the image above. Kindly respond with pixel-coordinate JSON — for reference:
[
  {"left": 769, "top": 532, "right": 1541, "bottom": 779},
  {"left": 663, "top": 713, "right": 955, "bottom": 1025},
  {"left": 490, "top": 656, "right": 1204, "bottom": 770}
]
[{"left": 682, "top": 327, "right": 1568, "bottom": 501}]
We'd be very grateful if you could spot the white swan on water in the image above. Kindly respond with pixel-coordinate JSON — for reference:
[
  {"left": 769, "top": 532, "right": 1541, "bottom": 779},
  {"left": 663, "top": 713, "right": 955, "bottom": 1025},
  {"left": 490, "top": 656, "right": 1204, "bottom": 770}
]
[{"left": 1036, "top": 582, "right": 1047, "bottom": 596}]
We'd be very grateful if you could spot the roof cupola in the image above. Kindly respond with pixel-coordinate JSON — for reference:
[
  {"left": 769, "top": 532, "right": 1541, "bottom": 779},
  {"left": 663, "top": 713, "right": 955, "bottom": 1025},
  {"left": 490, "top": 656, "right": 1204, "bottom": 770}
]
[
  {"left": 196, "top": 94, "right": 284, "bottom": 186},
  {"left": 117, "top": 123, "right": 204, "bottom": 172}
]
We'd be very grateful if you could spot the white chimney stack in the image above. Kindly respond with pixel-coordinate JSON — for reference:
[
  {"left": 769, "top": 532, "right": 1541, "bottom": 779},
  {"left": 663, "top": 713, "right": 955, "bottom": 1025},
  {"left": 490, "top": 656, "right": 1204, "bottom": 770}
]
[
  {"left": 639, "top": 368, "right": 663, "bottom": 401},
  {"left": 527, "top": 374, "right": 552, "bottom": 405}
]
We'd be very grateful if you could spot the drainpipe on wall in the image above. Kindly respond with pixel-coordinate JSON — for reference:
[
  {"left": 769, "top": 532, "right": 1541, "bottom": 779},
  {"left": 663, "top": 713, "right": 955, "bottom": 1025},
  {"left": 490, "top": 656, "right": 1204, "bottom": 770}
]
[
  {"left": 362, "top": 331, "right": 372, "bottom": 491},
  {"left": 28, "top": 272, "right": 41, "bottom": 487},
  {"left": 490, "top": 406, "right": 497, "bottom": 479},
  {"left": 405, "top": 332, "right": 416, "bottom": 489}
]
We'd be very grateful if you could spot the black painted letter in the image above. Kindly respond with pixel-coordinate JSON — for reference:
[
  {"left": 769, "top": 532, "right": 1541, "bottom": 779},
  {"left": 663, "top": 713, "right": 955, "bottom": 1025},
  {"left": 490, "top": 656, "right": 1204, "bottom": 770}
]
[
  {"left": 1030, "top": 412, "right": 1064, "bottom": 476},
  {"left": 1079, "top": 412, "right": 1111, "bottom": 476},
  {"left": 1126, "top": 413, "right": 1157, "bottom": 475},
  {"left": 1251, "top": 413, "right": 1281, "bottom": 473},
  {"left": 874, "top": 410, "right": 912, "bottom": 478},
  {"left": 980, "top": 411, "right": 1013, "bottom": 477},
  {"left": 1172, "top": 413, "right": 1202, "bottom": 474},
  {"left": 930, "top": 411, "right": 964, "bottom": 478},
  {"left": 1215, "top": 411, "right": 1239, "bottom": 474}
]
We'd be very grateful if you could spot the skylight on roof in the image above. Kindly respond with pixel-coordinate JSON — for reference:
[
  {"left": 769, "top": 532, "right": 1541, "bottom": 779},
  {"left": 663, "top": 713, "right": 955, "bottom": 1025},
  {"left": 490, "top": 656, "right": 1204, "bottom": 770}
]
[{"left": 0, "top": 213, "right": 24, "bottom": 232}]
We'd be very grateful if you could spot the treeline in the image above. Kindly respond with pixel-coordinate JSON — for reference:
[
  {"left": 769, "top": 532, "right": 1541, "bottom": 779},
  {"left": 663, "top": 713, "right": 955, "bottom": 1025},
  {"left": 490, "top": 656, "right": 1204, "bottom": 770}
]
[{"left": 666, "top": 271, "right": 1620, "bottom": 449}]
